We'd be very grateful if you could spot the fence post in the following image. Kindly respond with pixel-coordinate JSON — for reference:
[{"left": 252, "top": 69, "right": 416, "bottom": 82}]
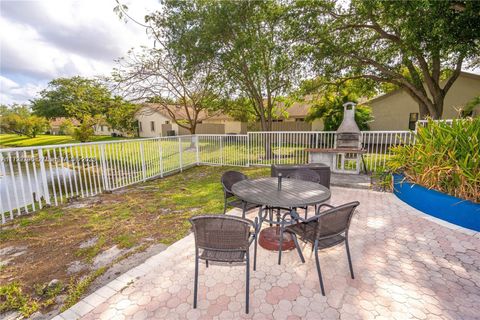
[
  {"left": 158, "top": 139, "right": 164, "bottom": 178},
  {"left": 195, "top": 135, "right": 200, "bottom": 165},
  {"left": 220, "top": 136, "right": 224, "bottom": 166},
  {"left": 0, "top": 152, "right": 14, "bottom": 220},
  {"left": 246, "top": 134, "right": 250, "bottom": 167},
  {"left": 178, "top": 136, "right": 183, "bottom": 172},
  {"left": 38, "top": 148, "right": 51, "bottom": 205},
  {"left": 277, "top": 133, "right": 281, "bottom": 164},
  {"left": 140, "top": 141, "right": 147, "bottom": 181},
  {"left": 99, "top": 144, "right": 110, "bottom": 191}
]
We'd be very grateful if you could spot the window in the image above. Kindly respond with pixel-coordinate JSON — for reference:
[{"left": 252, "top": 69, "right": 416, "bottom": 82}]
[
  {"left": 138, "top": 121, "right": 143, "bottom": 132},
  {"left": 165, "top": 120, "right": 170, "bottom": 124},
  {"left": 150, "top": 121, "right": 155, "bottom": 132},
  {"left": 101, "top": 125, "right": 105, "bottom": 131},
  {"left": 408, "top": 113, "right": 419, "bottom": 130},
  {"left": 272, "top": 119, "right": 283, "bottom": 122},
  {"left": 295, "top": 118, "right": 305, "bottom": 122}
]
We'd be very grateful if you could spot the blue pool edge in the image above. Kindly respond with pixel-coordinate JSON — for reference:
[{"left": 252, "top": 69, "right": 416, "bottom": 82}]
[{"left": 393, "top": 174, "right": 480, "bottom": 232}]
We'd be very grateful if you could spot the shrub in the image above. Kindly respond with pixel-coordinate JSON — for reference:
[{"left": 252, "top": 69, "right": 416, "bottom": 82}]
[{"left": 388, "top": 118, "right": 479, "bottom": 203}]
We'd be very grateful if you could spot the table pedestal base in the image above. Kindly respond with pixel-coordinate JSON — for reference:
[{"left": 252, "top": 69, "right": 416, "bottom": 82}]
[{"left": 259, "top": 227, "right": 295, "bottom": 251}]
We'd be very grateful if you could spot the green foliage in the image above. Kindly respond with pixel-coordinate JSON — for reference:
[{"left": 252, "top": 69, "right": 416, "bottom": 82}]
[
  {"left": 155, "top": 0, "right": 300, "bottom": 130},
  {"left": 461, "top": 95, "right": 480, "bottom": 117},
  {"left": 104, "top": 97, "right": 139, "bottom": 135},
  {"left": 305, "top": 80, "right": 374, "bottom": 130},
  {"left": 31, "top": 76, "right": 137, "bottom": 134},
  {"left": 388, "top": 118, "right": 480, "bottom": 202},
  {"left": 292, "top": 0, "right": 480, "bottom": 118},
  {"left": 59, "top": 119, "right": 75, "bottom": 135},
  {"left": 32, "top": 77, "right": 111, "bottom": 119},
  {"left": 0, "top": 108, "right": 49, "bottom": 138},
  {"left": 71, "top": 115, "right": 99, "bottom": 142},
  {"left": 0, "top": 283, "right": 39, "bottom": 317},
  {"left": 62, "top": 267, "right": 107, "bottom": 311}
]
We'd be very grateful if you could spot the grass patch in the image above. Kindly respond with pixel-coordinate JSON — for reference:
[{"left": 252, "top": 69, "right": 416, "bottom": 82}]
[
  {"left": 75, "top": 237, "right": 106, "bottom": 263},
  {"left": 62, "top": 267, "right": 107, "bottom": 311},
  {"left": 0, "top": 134, "right": 128, "bottom": 148},
  {"left": 0, "top": 283, "right": 40, "bottom": 317},
  {"left": 0, "top": 165, "right": 270, "bottom": 316}
]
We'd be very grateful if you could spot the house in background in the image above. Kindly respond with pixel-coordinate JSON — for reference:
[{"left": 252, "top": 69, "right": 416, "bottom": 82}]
[
  {"left": 136, "top": 102, "right": 323, "bottom": 137},
  {"left": 136, "top": 103, "right": 247, "bottom": 137},
  {"left": 49, "top": 118, "right": 79, "bottom": 135},
  {"left": 363, "top": 71, "right": 480, "bottom": 131}
]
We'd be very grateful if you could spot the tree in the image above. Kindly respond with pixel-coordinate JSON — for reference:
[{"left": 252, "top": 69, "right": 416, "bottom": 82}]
[
  {"left": 292, "top": 0, "right": 480, "bottom": 119},
  {"left": 113, "top": 46, "right": 223, "bottom": 134},
  {"left": 0, "top": 110, "right": 48, "bottom": 138},
  {"left": 104, "top": 97, "right": 139, "bottom": 135},
  {"left": 304, "top": 80, "right": 374, "bottom": 130},
  {"left": 31, "top": 76, "right": 140, "bottom": 136},
  {"left": 153, "top": 0, "right": 301, "bottom": 131},
  {"left": 31, "top": 77, "right": 111, "bottom": 120},
  {"left": 71, "top": 115, "right": 100, "bottom": 142}
]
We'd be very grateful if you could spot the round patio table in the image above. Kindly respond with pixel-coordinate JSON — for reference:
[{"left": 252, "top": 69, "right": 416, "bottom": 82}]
[{"left": 232, "top": 177, "right": 331, "bottom": 264}]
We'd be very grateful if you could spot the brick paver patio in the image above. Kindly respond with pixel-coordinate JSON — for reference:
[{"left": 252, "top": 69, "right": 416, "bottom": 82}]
[{"left": 57, "top": 187, "right": 480, "bottom": 320}]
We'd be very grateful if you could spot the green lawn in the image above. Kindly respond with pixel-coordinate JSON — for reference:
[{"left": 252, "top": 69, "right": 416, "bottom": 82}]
[
  {"left": 0, "top": 134, "right": 128, "bottom": 148},
  {"left": 0, "top": 165, "right": 269, "bottom": 317}
]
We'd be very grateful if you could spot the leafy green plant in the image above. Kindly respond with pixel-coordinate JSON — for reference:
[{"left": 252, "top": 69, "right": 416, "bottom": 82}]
[
  {"left": 0, "top": 283, "right": 39, "bottom": 317},
  {"left": 62, "top": 267, "right": 106, "bottom": 311},
  {"left": 388, "top": 118, "right": 480, "bottom": 202}
]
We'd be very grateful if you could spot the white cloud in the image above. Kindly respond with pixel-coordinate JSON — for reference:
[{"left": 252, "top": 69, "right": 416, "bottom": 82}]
[{"left": 0, "top": 0, "right": 159, "bottom": 104}]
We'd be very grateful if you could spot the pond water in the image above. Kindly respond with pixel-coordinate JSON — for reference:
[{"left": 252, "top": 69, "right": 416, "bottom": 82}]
[{"left": 0, "top": 166, "right": 80, "bottom": 214}]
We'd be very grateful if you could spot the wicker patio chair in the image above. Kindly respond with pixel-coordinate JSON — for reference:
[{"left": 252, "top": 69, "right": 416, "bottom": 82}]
[
  {"left": 221, "top": 171, "right": 261, "bottom": 217},
  {"left": 189, "top": 215, "right": 259, "bottom": 314},
  {"left": 285, "top": 201, "right": 359, "bottom": 295},
  {"left": 286, "top": 168, "right": 322, "bottom": 219}
]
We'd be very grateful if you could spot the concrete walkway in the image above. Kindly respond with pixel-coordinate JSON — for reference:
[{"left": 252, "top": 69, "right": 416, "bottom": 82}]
[{"left": 55, "top": 187, "right": 480, "bottom": 320}]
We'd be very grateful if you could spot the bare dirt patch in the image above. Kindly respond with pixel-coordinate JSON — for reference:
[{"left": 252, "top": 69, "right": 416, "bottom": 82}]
[{"left": 0, "top": 165, "right": 269, "bottom": 318}]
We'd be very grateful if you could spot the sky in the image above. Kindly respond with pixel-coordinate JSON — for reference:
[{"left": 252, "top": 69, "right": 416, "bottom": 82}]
[{"left": 0, "top": 0, "right": 159, "bottom": 105}]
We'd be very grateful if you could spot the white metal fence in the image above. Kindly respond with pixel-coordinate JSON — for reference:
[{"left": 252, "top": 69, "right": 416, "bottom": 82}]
[{"left": 0, "top": 130, "right": 414, "bottom": 223}]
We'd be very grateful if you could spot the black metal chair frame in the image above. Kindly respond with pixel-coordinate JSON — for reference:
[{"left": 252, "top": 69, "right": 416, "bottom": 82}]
[
  {"left": 286, "top": 168, "right": 323, "bottom": 220},
  {"left": 221, "top": 171, "right": 261, "bottom": 218},
  {"left": 285, "top": 201, "right": 359, "bottom": 295},
  {"left": 190, "top": 215, "right": 259, "bottom": 314}
]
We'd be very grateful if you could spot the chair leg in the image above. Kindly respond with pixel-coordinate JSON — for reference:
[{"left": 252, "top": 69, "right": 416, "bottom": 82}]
[
  {"left": 242, "top": 201, "right": 247, "bottom": 219},
  {"left": 314, "top": 240, "right": 326, "bottom": 296},
  {"left": 245, "top": 250, "right": 250, "bottom": 314},
  {"left": 345, "top": 238, "right": 354, "bottom": 279},
  {"left": 269, "top": 208, "right": 273, "bottom": 227},
  {"left": 253, "top": 234, "right": 258, "bottom": 271},
  {"left": 223, "top": 197, "right": 227, "bottom": 214},
  {"left": 205, "top": 260, "right": 209, "bottom": 268},
  {"left": 193, "top": 248, "right": 199, "bottom": 308},
  {"left": 304, "top": 206, "right": 308, "bottom": 220},
  {"left": 291, "top": 233, "right": 305, "bottom": 263}
]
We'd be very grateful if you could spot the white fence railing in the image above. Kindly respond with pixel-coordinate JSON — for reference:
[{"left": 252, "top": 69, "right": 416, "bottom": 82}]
[{"left": 0, "top": 131, "right": 414, "bottom": 223}]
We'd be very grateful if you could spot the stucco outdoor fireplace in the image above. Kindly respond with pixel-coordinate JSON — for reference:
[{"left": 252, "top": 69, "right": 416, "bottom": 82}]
[{"left": 306, "top": 102, "right": 366, "bottom": 174}]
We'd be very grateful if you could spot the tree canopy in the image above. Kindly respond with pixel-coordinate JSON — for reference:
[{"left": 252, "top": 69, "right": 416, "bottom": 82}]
[
  {"left": 292, "top": 0, "right": 480, "bottom": 119},
  {"left": 147, "top": 0, "right": 301, "bottom": 131},
  {"left": 31, "top": 76, "right": 139, "bottom": 134}
]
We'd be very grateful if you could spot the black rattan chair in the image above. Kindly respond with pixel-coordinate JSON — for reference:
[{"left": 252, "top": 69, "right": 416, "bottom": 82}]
[
  {"left": 285, "top": 201, "right": 359, "bottom": 295},
  {"left": 286, "top": 168, "right": 322, "bottom": 219},
  {"left": 189, "top": 215, "right": 259, "bottom": 314},
  {"left": 221, "top": 171, "right": 261, "bottom": 218}
]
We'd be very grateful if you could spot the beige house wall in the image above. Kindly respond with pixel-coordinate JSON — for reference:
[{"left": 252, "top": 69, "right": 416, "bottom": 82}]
[
  {"left": 311, "top": 119, "right": 324, "bottom": 131},
  {"left": 368, "top": 73, "right": 480, "bottom": 131},
  {"left": 202, "top": 119, "right": 246, "bottom": 134},
  {"left": 136, "top": 111, "right": 179, "bottom": 137}
]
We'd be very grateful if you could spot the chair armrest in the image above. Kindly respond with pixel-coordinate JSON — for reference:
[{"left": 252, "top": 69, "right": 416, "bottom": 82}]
[{"left": 318, "top": 203, "right": 334, "bottom": 210}]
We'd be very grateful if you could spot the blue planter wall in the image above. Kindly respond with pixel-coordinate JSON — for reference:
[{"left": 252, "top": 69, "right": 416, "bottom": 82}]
[{"left": 393, "top": 174, "right": 480, "bottom": 232}]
